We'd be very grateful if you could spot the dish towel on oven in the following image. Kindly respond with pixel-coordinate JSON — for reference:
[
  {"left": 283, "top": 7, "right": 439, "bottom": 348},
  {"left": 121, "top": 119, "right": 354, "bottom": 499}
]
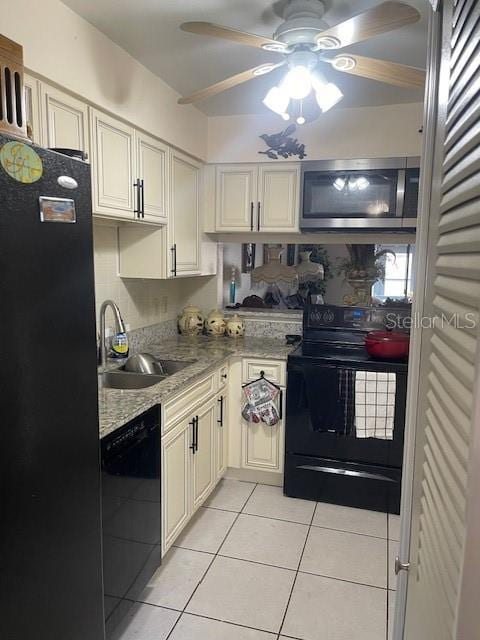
[{"left": 354, "top": 371, "right": 396, "bottom": 440}]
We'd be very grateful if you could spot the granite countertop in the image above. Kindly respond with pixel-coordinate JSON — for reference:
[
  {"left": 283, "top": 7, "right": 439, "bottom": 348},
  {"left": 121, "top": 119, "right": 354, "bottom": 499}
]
[{"left": 98, "top": 335, "right": 294, "bottom": 439}]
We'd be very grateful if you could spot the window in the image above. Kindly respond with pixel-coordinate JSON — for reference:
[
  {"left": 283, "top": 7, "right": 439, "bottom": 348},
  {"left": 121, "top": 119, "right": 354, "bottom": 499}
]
[{"left": 373, "top": 244, "right": 415, "bottom": 302}]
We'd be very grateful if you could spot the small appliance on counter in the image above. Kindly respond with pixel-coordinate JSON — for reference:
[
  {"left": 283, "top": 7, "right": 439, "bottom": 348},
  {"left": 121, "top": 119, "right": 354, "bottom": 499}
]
[{"left": 284, "top": 303, "right": 411, "bottom": 514}]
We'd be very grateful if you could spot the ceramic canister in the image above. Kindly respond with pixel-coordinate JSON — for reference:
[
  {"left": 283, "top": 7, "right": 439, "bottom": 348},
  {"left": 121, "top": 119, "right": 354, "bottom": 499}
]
[
  {"left": 225, "top": 314, "right": 245, "bottom": 338},
  {"left": 178, "top": 305, "right": 204, "bottom": 336},
  {"left": 204, "top": 309, "right": 226, "bottom": 337}
]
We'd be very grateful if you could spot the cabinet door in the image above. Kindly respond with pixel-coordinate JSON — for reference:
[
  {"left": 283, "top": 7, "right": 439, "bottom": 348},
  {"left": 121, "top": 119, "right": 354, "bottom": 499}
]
[
  {"left": 192, "top": 398, "right": 216, "bottom": 510},
  {"left": 23, "top": 74, "right": 41, "bottom": 144},
  {"left": 215, "top": 165, "right": 257, "bottom": 231},
  {"left": 242, "top": 395, "right": 285, "bottom": 472},
  {"left": 90, "top": 108, "right": 135, "bottom": 220},
  {"left": 41, "top": 84, "right": 89, "bottom": 157},
  {"left": 169, "top": 150, "right": 200, "bottom": 275},
  {"left": 136, "top": 131, "right": 168, "bottom": 225},
  {"left": 258, "top": 164, "right": 300, "bottom": 232},
  {"left": 162, "top": 420, "right": 191, "bottom": 553},
  {"left": 215, "top": 393, "right": 228, "bottom": 480}
]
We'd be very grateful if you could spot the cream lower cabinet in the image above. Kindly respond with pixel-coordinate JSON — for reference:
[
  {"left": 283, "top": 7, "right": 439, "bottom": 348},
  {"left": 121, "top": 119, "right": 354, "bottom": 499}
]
[
  {"left": 215, "top": 163, "right": 300, "bottom": 232},
  {"left": 161, "top": 368, "right": 228, "bottom": 553},
  {"left": 228, "top": 357, "right": 286, "bottom": 475}
]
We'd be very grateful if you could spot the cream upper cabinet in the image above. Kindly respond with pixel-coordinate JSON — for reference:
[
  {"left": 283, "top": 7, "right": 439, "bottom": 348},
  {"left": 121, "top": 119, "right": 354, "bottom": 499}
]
[
  {"left": 162, "top": 419, "right": 191, "bottom": 553},
  {"left": 257, "top": 164, "right": 300, "bottom": 232},
  {"left": 23, "top": 74, "right": 41, "bottom": 145},
  {"left": 169, "top": 149, "right": 201, "bottom": 276},
  {"left": 192, "top": 397, "right": 216, "bottom": 510},
  {"left": 135, "top": 131, "right": 168, "bottom": 224},
  {"left": 215, "top": 163, "right": 300, "bottom": 232},
  {"left": 41, "top": 84, "right": 89, "bottom": 157},
  {"left": 90, "top": 108, "right": 136, "bottom": 220},
  {"left": 215, "top": 164, "right": 257, "bottom": 231}
]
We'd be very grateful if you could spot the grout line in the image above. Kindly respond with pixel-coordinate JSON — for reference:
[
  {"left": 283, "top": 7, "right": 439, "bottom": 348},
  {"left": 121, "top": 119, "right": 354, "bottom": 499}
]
[
  {"left": 164, "top": 483, "right": 258, "bottom": 640},
  {"left": 277, "top": 498, "right": 317, "bottom": 638},
  {"left": 297, "top": 569, "right": 388, "bottom": 592}
]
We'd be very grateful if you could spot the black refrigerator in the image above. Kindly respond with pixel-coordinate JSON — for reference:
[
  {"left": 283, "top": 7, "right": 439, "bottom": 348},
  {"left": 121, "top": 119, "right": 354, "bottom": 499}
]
[{"left": 0, "top": 134, "right": 105, "bottom": 639}]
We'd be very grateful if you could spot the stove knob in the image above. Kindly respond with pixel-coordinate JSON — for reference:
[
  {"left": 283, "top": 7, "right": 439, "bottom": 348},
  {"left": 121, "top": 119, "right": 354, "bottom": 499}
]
[{"left": 323, "top": 310, "right": 335, "bottom": 324}]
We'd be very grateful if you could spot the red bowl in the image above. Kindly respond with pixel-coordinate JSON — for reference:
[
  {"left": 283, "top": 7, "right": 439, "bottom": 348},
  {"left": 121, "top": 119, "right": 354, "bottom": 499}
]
[{"left": 365, "top": 331, "right": 410, "bottom": 360}]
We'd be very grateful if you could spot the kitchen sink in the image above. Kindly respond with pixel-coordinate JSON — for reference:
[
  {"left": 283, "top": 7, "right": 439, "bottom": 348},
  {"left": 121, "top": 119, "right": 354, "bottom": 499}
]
[
  {"left": 98, "top": 370, "right": 166, "bottom": 390},
  {"left": 99, "top": 359, "right": 196, "bottom": 390}
]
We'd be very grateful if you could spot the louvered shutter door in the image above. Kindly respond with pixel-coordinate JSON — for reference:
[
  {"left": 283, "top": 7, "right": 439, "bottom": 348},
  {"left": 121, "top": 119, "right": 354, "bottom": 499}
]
[{"left": 404, "top": 2, "right": 480, "bottom": 639}]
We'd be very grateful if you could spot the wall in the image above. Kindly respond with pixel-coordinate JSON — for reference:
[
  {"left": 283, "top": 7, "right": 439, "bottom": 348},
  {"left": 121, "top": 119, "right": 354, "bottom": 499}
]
[
  {"left": 93, "top": 223, "right": 217, "bottom": 331},
  {"left": 1, "top": 0, "right": 207, "bottom": 159},
  {"left": 207, "top": 102, "right": 423, "bottom": 163}
]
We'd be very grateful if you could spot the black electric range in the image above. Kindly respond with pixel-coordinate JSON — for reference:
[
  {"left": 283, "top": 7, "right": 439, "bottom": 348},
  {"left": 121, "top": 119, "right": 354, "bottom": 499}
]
[{"left": 284, "top": 304, "right": 410, "bottom": 514}]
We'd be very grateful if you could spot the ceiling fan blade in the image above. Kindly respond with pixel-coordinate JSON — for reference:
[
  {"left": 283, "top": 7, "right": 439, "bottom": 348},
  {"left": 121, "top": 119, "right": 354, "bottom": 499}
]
[
  {"left": 315, "top": 2, "right": 421, "bottom": 49},
  {"left": 181, "top": 22, "right": 287, "bottom": 51},
  {"left": 330, "top": 54, "right": 425, "bottom": 89},
  {"left": 178, "top": 62, "right": 285, "bottom": 105}
]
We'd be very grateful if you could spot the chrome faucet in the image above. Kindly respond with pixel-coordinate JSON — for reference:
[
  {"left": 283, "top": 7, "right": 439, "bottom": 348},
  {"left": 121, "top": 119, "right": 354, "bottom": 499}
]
[{"left": 99, "top": 300, "right": 126, "bottom": 368}]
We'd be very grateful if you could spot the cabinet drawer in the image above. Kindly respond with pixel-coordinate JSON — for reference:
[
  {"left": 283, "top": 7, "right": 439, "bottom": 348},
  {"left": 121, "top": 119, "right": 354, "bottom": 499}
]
[
  {"left": 217, "top": 363, "right": 229, "bottom": 390},
  {"left": 163, "top": 372, "right": 216, "bottom": 433},
  {"left": 242, "top": 359, "right": 286, "bottom": 387}
]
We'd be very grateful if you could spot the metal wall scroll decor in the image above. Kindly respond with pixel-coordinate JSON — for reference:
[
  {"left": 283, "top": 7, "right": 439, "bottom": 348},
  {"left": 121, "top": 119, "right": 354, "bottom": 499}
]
[{"left": 258, "top": 124, "right": 307, "bottom": 160}]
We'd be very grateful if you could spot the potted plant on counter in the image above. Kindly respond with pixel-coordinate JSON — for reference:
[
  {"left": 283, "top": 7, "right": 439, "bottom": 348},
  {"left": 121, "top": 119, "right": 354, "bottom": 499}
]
[{"left": 336, "top": 245, "right": 395, "bottom": 306}]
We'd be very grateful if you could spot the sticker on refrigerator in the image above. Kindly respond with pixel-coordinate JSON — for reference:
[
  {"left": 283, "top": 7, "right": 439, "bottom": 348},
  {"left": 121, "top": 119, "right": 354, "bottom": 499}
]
[
  {"left": 0, "top": 141, "right": 43, "bottom": 184},
  {"left": 39, "top": 197, "right": 76, "bottom": 223}
]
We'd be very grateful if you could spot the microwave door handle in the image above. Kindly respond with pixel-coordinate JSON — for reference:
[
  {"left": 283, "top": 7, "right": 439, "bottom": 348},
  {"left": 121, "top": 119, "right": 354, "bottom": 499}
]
[{"left": 396, "top": 169, "right": 406, "bottom": 218}]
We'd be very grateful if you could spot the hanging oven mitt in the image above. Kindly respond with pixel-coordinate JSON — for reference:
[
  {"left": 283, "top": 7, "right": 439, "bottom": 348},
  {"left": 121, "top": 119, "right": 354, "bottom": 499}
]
[{"left": 242, "top": 378, "right": 280, "bottom": 426}]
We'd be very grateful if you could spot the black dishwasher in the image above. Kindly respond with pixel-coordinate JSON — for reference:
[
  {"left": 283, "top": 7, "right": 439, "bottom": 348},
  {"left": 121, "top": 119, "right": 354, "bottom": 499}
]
[{"left": 101, "top": 406, "right": 161, "bottom": 637}]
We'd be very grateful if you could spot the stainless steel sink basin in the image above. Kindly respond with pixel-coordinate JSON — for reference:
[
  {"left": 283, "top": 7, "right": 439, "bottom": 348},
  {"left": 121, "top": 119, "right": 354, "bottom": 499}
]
[
  {"left": 154, "top": 360, "right": 196, "bottom": 375},
  {"left": 98, "top": 370, "right": 166, "bottom": 390},
  {"left": 99, "top": 359, "right": 195, "bottom": 390}
]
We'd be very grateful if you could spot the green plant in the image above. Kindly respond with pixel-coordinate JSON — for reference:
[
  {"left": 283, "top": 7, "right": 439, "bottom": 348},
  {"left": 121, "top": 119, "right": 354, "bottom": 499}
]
[{"left": 336, "top": 244, "right": 396, "bottom": 282}]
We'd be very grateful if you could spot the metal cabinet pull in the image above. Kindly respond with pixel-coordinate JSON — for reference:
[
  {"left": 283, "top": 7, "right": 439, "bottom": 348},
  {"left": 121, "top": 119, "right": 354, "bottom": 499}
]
[
  {"left": 170, "top": 244, "right": 177, "bottom": 276},
  {"left": 250, "top": 202, "right": 254, "bottom": 231},
  {"left": 133, "top": 179, "right": 141, "bottom": 218},
  {"left": 140, "top": 179, "right": 145, "bottom": 218},
  {"left": 194, "top": 416, "right": 199, "bottom": 452},
  {"left": 395, "top": 556, "right": 410, "bottom": 575},
  {"left": 217, "top": 396, "right": 224, "bottom": 427},
  {"left": 189, "top": 418, "right": 196, "bottom": 453},
  {"left": 257, "top": 201, "right": 261, "bottom": 231}
]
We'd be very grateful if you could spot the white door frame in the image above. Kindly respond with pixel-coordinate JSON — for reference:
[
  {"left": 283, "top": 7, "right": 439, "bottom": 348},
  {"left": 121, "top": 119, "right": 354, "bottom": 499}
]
[{"left": 392, "top": 2, "right": 442, "bottom": 637}]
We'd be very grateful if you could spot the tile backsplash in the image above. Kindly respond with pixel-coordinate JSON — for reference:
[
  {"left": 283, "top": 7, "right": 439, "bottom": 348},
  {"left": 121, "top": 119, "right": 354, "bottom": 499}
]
[{"left": 93, "top": 222, "right": 217, "bottom": 332}]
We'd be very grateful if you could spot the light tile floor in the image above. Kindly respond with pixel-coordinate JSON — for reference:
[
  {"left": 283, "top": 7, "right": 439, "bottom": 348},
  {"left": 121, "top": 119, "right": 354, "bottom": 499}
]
[{"left": 112, "top": 479, "right": 400, "bottom": 640}]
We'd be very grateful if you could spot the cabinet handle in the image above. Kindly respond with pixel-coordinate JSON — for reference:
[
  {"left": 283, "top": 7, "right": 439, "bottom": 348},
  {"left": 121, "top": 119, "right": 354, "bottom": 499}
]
[
  {"left": 133, "top": 179, "right": 141, "bottom": 218},
  {"left": 140, "top": 179, "right": 145, "bottom": 218},
  {"left": 218, "top": 396, "right": 224, "bottom": 427},
  {"left": 170, "top": 244, "right": 177, "bottom": 276},
  {"left": 257, "top": 201, "right": 261, "bottom": 231},
  {"left": 250, "top": 202, "right": 254, "bottom": 231},
  {"left": 279, "top": 388, "right": 283, "bottom": 420},
  {"left": 221, "top": 373, "right": 227, "bottom": 379},
  {"left": 189, "top": 418, "right": 196, "bottom": 454},
  {"left": 195, "top": 416, "right": 199, "bottom": 452}
]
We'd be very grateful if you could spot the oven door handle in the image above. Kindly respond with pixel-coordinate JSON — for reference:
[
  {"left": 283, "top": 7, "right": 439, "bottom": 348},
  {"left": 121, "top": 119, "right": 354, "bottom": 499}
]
[{"left": 297, "top": 465, "right": 397, "bottom": 483}]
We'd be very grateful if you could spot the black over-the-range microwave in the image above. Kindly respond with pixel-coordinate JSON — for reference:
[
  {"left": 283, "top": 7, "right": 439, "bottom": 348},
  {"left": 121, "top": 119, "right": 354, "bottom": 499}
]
[{"left": 300, "top": 157, "right": 420, "bottom": 232}]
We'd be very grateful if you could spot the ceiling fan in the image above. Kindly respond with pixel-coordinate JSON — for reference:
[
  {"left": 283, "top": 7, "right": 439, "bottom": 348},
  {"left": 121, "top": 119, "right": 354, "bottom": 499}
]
[{"left": 177, "top": 0, "right": 425, "bottom": 124}]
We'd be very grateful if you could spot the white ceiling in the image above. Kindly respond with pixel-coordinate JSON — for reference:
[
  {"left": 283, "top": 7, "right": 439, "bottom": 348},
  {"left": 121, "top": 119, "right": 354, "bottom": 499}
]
[{"left": 61, "top": 0, "right": 429, "bottom": 116}]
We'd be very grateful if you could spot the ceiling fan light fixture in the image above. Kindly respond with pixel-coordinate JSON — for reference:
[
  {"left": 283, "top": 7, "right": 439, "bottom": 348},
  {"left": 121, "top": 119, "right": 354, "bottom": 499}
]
[
  {"left": 282, "top": 65, "right": 312, "bottom": 100},
  {"left": 331, "top": 55, "right": 357, "bottom": 72},
  {"left": 263, "top": 85, "right": 290, "bottom": 115},
  {"left": 253, "top": 64, "right": 277, "bottom": 76},
  {"left": 315, "top": 35, "right": 341, "bottom": 50},
  {"left": 315, "top": 82, "right": 343, "bottom": 113},
  {"left": 261, "top": 41, "right": 288, "bottom": 52}
]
